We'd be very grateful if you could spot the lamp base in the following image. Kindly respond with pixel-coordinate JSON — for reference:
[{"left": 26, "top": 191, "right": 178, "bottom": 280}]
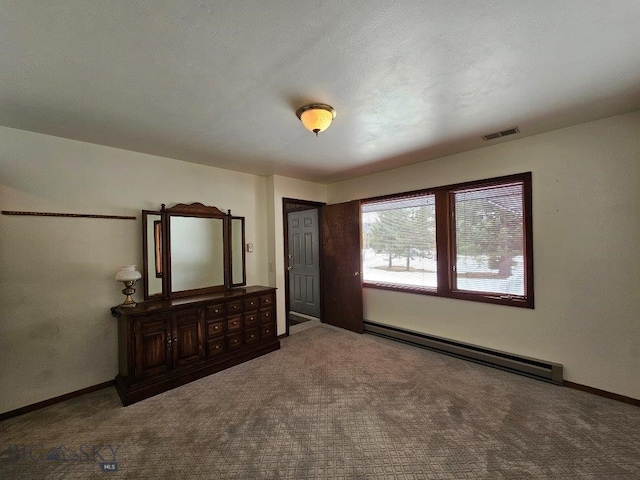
[{"left": 119, "top": 281, "right": 137, "bottom": 308}]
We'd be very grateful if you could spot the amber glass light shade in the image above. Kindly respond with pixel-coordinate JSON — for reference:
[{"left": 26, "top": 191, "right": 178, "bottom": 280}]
[{"left": 296, "top": 104, "right": 336, "bottom": 136}]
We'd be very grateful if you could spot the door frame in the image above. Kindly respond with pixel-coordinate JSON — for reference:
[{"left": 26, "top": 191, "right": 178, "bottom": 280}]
[{"left": 282, "top": 197, "right": 326, "bottom": 336}]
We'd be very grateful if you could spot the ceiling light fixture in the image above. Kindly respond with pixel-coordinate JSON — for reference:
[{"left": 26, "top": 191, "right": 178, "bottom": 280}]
[{"left": 296, "top": 103, "right": 336, "bottom": 136}]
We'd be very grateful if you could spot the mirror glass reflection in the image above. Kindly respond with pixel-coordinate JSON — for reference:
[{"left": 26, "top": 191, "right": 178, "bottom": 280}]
[{"left": 170, "top": 216, "right": 225, "bottom": 293}]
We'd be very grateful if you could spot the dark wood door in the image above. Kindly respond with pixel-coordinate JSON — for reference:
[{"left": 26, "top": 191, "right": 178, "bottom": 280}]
[
  {"left": 321, "top": 200, "right": 363, "bottom": 333},
  {"left": 288, "top": 208, "right": 321, "bottom": 318},
  {"left": 172, "top": 308, "right": 205, "bottom": 368},
  {"left": 134, "top": 313, "right": 172, "bottom": 379}
]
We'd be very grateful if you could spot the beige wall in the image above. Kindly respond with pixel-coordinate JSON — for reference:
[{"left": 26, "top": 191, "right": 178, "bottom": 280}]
[
  {"left": 266, "top": 175, "right": 328, "bottom": 334},
  {"left": 2, "top": 111, "right": 638, "bottom": 413},
  {"left": 327, "top": 111, "right": 640, "bottom": 399},
  {"left": 0, "top": 126, "right": 270, "bottom": 414}
]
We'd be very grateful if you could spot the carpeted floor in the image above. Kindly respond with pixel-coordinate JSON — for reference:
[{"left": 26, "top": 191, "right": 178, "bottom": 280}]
[{"left": 1, "top": 323, "right": 639, "bottom": 479}]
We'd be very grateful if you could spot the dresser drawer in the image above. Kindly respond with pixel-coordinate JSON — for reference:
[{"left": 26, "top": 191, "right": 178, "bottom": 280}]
[
  {"left": 227, "top": 300, "right": 243, "bottom": 315},
  {"left": 227, "top": 332, "right": 243, "bottom": 351},
  {"left": 243, "top": 296, "right": 259, "bottom": 312},
  {"left": 245, "top": 328, "right": 259, "bottom": 345},
  {"left": 259, "top": 308, "right": 274, "bottom": 325},
  {"left": 206, "top": 320, "right": 224, "bottom": 338},
  {"left": 260, "top": 294, "right": 274, "bottom": 307},
  {"left": 226, "top": 315, "right": 242, "bottom": 333},
  {"left": 207, "top": 338, "right": 226, "bottom": 358},
  {"left": 244, "top": 312, "right": 259, "bottom": 328},
  {"left": 261, "top": 323, "right": 275, "bottom": 340},
  {"left": 205, "top": 304, "right": 224, "bottom": 319}
]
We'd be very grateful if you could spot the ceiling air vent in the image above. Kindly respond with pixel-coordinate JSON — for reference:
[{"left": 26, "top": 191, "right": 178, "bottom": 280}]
[{"left": 482, "top": 126, "right": 520, "bottom": 141}]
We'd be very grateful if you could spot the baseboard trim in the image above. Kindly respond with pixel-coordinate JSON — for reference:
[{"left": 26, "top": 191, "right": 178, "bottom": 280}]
[
  {"left": 364, "top": 320, "right": 563, "bottom": 384},
  {"left": 0, "top": 380, "right": 115, "bottom": 422},
  {"left": 564, "top": 381, "right": 639, "bottom": 407}
]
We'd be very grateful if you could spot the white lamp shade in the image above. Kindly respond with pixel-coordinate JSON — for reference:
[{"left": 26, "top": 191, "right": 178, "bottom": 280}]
[{"left": 115, "top": 265, "right": 142, "bottom": 282}]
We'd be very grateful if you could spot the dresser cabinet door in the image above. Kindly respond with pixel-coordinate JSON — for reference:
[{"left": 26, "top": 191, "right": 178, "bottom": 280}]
[
  {"left": 172, "top": 308, "right": 205, "bottom": 368},
  {"left": 133, "top": 313, "right": 172, "bottom": 380}
]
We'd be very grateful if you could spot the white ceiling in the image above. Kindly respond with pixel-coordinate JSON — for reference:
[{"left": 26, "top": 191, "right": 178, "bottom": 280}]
[{"left": 2, "top": 1, "right": 640, "bottom": 184}]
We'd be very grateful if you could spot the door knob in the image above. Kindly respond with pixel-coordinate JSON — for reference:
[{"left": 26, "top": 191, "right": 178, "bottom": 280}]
[
  {"left": 353, "top": 271, "right": 360, "bottom": 276},
  {"left": 287, "top": 266, "right": 292, "bottom": 271}
]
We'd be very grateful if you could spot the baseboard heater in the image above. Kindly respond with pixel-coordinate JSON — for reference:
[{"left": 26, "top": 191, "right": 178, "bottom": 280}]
[{"left": 364, "top": 321, "right": 563, "bottom": 385}]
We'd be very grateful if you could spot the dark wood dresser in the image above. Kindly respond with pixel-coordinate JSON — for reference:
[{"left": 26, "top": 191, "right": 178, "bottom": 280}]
[{"left": 111, "top": 285, "right": 279, "bottom": 405}]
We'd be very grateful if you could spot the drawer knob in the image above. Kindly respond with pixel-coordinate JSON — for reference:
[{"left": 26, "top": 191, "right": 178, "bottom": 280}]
[{"left": 215, "top": 345, "right": 220, "bottom": 349}]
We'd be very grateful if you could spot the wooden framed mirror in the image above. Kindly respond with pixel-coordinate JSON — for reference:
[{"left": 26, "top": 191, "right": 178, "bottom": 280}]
[
  {"left": 142, "top": 210, "right": 164, "bottom": 300},
  {"left": 142, "top": 203, "right": 246, "bottom": 300},
  {"left": 230, "top": 216, "right": 246, "bottom": 287}
]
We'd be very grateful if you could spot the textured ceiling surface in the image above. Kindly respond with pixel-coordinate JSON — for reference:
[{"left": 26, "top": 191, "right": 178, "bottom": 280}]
[{"left": 2, "top": 1, "right": 640, "bottom": 183}]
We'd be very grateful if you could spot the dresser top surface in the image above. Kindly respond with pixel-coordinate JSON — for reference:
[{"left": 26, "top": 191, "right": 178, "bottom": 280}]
[{"left": 112, "top": 285, "right": 275, "bottom": 317}]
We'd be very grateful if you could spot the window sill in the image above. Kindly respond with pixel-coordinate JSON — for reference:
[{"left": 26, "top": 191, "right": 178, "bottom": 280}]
[
  {"left": 363, "top": 282, "right": 438, "bottom": 296},
  {"left": 363, "top": 282, "right": 534, "bottom": 308}
]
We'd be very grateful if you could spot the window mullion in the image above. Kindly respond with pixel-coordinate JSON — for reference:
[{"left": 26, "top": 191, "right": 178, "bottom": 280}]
[{"left": 435, "top": 190, "right": 451, "bottom": 296}]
